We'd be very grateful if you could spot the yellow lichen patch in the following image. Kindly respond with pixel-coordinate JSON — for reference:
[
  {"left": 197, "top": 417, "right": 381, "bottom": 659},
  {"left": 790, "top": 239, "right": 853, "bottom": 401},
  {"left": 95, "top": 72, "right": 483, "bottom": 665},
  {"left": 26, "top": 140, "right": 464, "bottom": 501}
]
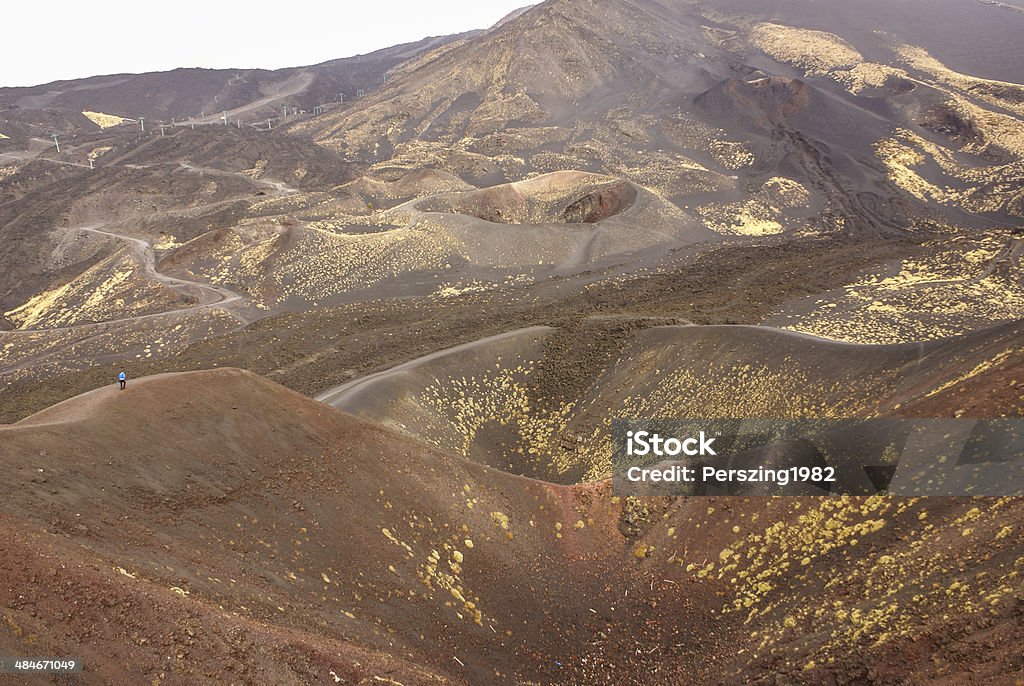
[
  {"left": 750, "top": 23, "right": 861, "bottom": 75},
  {"left": 381, "top": 527, "right": 414, "bottom": 557},
  {"left": 242, "top": 159, "right": 268, "bottom": 180},
  {"left": 749, "top": 22, "right": 907, "bottom": 95},
  {"left": 875, "top": 136, "right": 947, "bottom": 203},
  {"left": 874, "top": 111, "right": 1024, "bottom": 218},
  {"left": 776, "top": 231, "right": 1024, "bottom": 344},
  {"left": 490, "top": 511, "right": 511, "bottom": 531},
  {"left": 699, "top": 177, "right": 810, "bottom": 236},
  {"left": 216, "top": 222, "right": 462, "bottom": 309},
  {"left": 831, "top": 62, "right": 909, "bottom": 93},
  {"left": 897, "top": 44, "right": 1024, "bottom": 118},
  {"left": 154, "top": 234, "right": 182, "bottom": 250},
  {"left": 4, "top": 252, "right": 185, "bottom": 330},
  {"left": 745, "top": 498, "right": 1024, "bottom": 667},
  {"left": 432, "top": 281, "right": 498, "bottom": 299},
  {"left": 946, "top": 94, "right": 1024, "bottom": 160},
  {"left": 716, "top": 496, "right": 893, "bottom": 621},
  {"left": 416, "top": 361, "right": 578, "bottom": 474},
  {"left": 550, "top": 342, "right": 902, "bottom": 479},
  {"left": 82, "top": 111, "right": 126, "bottom": 128},
  {"left": 417, "top": 546, "right": 486, "bottom": 627},
  {"left": 923, "top": 348, "right": 1020, "bottom": 400},
  {"left": 88, "top": 146, "right": 113, "bottom": 161},
  {"left": 708, "top": 140, "right": 755, "bottom": 170}
]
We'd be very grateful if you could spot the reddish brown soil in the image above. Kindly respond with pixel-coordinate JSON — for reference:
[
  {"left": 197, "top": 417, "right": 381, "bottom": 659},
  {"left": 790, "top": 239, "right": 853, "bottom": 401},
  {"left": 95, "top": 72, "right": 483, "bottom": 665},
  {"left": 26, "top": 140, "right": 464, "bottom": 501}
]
[{"left": 2, "top": 370, "right": 1023, "bottom": 685}]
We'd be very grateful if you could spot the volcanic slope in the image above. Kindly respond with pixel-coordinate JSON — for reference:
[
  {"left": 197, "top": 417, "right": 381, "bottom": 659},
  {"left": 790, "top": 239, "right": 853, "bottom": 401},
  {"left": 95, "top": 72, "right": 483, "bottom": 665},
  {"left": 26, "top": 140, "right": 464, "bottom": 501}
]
[
  {"left": 766, "top": 230, "right": 1024, "bottom": 344},
  {"left": 321, "top": 320, "right": 1024, "bottom": 482},
  {"left": 291, "top": 0, "right": 1024, "bottom": 228},
  {"left": 0, "top": 126, "right": 356, "bottom": 317},
  {"left": 0, "top": 33, "right": 476, "bottom": 144},
  {"left": 0, "top": 229, "right": 925, "bottom": 424},
  {"left": 0, "top": 122, "right": 713, "bottom": 339},
  {"left": 3, "top": 369, "right": 1024, "bottom": 684},
  {"left": 6, "top": 0, "right": 1024, "bottom": 380},
  {"left": 291, "top": 0, "right": 804, "bottom": 209}
]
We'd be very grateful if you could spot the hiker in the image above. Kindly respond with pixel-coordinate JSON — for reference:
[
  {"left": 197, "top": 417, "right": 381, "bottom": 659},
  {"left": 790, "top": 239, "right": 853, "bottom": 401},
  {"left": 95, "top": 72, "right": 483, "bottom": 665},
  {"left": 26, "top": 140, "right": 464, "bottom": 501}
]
[{"left": 118, "top": 371, "right": 126, "bottom": 390}]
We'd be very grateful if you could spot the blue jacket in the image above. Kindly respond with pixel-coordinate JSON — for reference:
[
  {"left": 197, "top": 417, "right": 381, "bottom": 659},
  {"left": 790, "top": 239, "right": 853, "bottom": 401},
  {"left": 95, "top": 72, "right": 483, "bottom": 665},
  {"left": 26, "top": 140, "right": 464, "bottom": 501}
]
[{"left": 118, "top": 372, "right": 126, "bottom": 381}]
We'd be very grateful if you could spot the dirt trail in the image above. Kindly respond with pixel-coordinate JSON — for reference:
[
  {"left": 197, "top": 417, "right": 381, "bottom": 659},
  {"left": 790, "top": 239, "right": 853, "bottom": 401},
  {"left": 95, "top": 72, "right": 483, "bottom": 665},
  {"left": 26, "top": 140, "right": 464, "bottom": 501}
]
[
  {"left": 0, "top": 225, "right": 251, "bottom": 353},
  {"left": 8, "top": 370, "right": 196, "bottom": 427},
  {"left": 316, "top": 326, "right": 553, "bottom": 406},
  {"left": 0, "top": 151, "right": 304, "bottom": 344},
  {"left": 899, "top": 237, "right": 1023, "bottom": 291},
  {"left": 178, "top": 161, "right": 301, "bottom": 195},
  {"left": 76, "top": 225, "right": 242, "bottom": 306},
  {"left": 181, "top": 70, "right": 315, "bottom": 125},
  {"left": 3, "top": 369, "right": 1019, "bottom": 685},
  {"left": 0, "top": 137, "right": 92, "bottom": 169},
  {"left": 0, "top": 225, "right": 253, "bottom": 377},
  {"left": 318, "top": 321, "right": 906, "bottom": 407}
]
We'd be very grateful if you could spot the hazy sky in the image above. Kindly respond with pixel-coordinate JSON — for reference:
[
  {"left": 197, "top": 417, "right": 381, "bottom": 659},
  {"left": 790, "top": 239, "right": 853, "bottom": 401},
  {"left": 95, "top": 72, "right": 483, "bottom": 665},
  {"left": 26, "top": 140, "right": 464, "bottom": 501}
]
[{"left": 3, "top": 1, "right": 531, "bottom": 88}]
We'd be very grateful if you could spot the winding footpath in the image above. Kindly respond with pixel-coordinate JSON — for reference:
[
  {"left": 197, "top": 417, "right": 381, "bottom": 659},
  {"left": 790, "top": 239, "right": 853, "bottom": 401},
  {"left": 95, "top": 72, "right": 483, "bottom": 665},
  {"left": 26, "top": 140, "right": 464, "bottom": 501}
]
[
  {"left": 0, "top": 225, "right": 254, "bottom": 377},
  {"left": 1, "top": 224, "right": 250, "bottom": 337},
  {"left": 0, "top": 157, "right": 305, "bottom": 338},
  {"left": 75, "top": 225, "right": 244, "bottom": 308}
]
